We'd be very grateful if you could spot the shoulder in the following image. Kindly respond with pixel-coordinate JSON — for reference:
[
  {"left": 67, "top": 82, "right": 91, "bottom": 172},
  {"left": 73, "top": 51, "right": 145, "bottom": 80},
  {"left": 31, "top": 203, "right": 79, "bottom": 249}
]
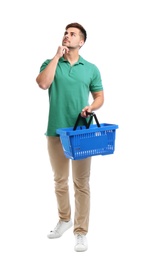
[
  {"left": 79, "top": 56, "right": 101, "bottom": 78},
  {"left": 79, "top": 56, "right": 100, "bottom": 71}
]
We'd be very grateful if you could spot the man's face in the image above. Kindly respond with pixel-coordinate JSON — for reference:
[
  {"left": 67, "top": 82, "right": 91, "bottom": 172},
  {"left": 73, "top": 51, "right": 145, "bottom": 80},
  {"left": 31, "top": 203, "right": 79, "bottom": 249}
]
[{"left": 62, "top": 27, "right": 84, "bottom": 49}]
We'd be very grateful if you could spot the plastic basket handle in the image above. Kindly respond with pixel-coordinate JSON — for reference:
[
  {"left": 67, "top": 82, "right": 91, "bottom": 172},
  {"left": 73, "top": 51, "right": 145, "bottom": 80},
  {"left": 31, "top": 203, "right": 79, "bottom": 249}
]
[{"left": 73, "top": 112, "right": 100, "bottom": 130}]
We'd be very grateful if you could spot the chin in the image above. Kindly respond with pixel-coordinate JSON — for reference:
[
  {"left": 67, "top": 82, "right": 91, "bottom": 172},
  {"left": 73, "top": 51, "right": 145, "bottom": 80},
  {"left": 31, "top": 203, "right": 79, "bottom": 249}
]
[{"left": 63, "top": 41, "right": 69, "bottom": 46}]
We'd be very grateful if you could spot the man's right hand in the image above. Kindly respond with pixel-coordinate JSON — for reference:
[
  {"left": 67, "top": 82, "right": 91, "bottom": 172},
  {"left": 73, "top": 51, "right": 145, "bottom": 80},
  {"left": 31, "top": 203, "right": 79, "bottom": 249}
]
[{"left": 56, "top": 46, "right": 69, "bottom": 58}]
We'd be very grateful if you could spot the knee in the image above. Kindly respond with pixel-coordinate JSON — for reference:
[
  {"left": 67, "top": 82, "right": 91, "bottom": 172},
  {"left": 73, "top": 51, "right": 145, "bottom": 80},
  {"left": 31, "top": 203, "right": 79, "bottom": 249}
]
[{"left": 73, "top": 176, "right": 90, "bottom": 191}]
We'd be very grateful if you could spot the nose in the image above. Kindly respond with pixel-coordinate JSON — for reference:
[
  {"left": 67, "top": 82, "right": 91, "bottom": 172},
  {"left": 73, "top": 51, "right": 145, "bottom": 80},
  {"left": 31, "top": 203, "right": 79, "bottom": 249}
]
[{"left": 64, "top": 34, "right": 69, "bottom": 39}]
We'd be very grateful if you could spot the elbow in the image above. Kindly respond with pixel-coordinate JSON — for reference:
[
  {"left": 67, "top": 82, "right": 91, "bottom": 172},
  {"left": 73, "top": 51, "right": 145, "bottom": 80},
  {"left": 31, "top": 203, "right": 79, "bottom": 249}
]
[
  {"left": 100, "top": 91, "right": 104, "bottom": 107},
  {"left": 36, "top": 78, "right": 49, "bottom": 90},
  {"left": 38, "top": 84, "right": 49, "bottom": 90},
  {"left": 101, "top": 96, "right": 104, "bottom": 106}
]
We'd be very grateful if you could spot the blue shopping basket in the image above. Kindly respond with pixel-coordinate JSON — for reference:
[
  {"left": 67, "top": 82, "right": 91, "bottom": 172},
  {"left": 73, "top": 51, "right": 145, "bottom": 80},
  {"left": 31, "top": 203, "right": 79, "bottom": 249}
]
[{"left": 56, "top": 112, "right": 119, "bottom": 160}]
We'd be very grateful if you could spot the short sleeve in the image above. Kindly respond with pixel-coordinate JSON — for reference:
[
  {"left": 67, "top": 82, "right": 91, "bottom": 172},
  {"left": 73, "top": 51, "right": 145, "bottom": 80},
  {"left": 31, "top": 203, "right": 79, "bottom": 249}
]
[
  {"left": 90, "top": 65, "right": 103, "bottom": 92},
  {"left": 40, "top": 59, "right": 51, "bottom": 72}
]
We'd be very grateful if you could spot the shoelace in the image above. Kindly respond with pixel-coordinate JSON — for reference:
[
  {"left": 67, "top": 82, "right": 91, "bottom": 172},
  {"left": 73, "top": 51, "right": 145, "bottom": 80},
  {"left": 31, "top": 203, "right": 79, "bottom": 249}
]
[
  {"left": 50, "top": 221, "right": 62, "bottom": 233},
  {"left": 76, "top": 234, "right": 85, "bottom": 245}
]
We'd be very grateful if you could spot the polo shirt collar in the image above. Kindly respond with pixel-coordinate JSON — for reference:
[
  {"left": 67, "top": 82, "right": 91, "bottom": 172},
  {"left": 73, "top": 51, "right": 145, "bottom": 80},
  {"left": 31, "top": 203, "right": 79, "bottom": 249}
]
[{"left": 60, "top": 55, "right": 85, "bottom": 65}]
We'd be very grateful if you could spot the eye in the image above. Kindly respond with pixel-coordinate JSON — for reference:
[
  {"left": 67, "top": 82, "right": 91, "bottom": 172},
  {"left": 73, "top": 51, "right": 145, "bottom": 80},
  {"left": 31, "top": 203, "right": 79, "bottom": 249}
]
[{"left": 71, "top": 32, "right": 76, "bottom": 36}]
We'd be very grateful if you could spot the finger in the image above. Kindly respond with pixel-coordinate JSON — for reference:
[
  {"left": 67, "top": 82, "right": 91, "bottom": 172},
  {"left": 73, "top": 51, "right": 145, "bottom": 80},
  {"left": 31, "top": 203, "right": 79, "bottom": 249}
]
[{"left": 81, "top": 109, "right": 85, "bottom": 117}]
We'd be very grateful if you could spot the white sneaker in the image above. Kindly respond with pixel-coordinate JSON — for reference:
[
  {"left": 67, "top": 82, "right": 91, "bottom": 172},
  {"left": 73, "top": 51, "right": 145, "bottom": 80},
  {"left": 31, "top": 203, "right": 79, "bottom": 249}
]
[
  {"left": 47, "top": 220, "right": 73, "bottom": 239},
  {"left": 74, "top": 234, "right": 88, "bottom": 252}
]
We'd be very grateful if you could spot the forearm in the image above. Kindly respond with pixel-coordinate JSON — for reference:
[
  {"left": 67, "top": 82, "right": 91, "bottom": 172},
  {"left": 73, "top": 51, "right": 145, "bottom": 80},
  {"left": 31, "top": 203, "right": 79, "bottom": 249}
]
[
  {"left": 89, "top": 95, "right": 104, "bottom": 111},
  {"left": 81, "top": 90, "right": 104, "bottom": 117},
  {"left": 36, "top": 55, "right": 59, "bottom": 90}
]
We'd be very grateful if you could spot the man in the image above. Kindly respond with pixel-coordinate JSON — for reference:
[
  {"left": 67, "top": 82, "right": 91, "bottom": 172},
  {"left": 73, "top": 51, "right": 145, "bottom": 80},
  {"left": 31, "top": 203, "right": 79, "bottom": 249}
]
[{"left": 36, "top": 22, "right": 104, "bottom": 252}]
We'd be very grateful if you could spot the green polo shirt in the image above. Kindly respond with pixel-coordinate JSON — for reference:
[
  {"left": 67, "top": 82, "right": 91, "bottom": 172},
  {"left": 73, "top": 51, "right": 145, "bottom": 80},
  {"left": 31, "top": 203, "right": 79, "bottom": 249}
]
[{"left": 40, "top": 56, "right": 103, "bottom": 136}]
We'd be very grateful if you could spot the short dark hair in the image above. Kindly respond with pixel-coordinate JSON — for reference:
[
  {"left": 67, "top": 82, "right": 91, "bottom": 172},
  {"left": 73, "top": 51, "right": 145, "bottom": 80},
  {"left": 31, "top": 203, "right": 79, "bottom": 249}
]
[{"left": 65, "top": 22, "right": 87, "bottom": 42}]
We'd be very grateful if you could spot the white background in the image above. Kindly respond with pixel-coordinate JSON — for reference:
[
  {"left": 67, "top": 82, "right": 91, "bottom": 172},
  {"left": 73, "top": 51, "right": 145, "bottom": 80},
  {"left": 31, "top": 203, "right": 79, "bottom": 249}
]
[{"left": 0, "top": 0, "right": 151, "bottom": 259}]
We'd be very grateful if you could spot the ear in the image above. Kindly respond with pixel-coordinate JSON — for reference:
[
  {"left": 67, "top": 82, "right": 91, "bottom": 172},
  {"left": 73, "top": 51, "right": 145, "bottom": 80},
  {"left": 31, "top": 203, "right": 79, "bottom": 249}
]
[{"left": 79, "top": 40, "right": 84, "bottom": 47}]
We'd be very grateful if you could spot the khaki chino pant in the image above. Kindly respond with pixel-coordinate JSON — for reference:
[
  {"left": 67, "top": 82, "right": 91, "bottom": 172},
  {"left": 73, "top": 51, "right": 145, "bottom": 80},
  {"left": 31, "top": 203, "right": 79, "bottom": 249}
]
[{"left": 47, "top": 136, "right": 91, "bottom": 235}]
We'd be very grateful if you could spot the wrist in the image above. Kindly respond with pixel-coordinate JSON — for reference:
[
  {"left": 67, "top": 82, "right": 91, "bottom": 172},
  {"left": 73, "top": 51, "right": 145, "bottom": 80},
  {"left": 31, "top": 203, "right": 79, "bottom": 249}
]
[{"left": 53, "top": 55, "right": 60, "bottom": 62}]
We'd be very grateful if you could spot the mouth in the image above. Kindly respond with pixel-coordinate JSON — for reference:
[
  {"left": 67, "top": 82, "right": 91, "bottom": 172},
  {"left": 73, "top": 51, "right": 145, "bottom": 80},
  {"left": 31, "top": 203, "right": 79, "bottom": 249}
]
[{"left": 63, "top": 39, "right": 69, "bottom": 43}]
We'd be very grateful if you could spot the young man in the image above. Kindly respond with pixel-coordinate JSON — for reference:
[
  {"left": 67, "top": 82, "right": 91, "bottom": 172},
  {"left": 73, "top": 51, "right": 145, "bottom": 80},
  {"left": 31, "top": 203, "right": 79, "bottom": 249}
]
[{"left": 36, "top": 22, "right": 104, "bottom": 252}]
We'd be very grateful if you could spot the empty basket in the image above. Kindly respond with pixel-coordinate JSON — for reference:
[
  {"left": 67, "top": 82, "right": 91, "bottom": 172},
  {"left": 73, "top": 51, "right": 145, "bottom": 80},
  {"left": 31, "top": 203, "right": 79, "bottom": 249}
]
[{"left": 56, "top": 112, "right": 118, "bottom": 160}]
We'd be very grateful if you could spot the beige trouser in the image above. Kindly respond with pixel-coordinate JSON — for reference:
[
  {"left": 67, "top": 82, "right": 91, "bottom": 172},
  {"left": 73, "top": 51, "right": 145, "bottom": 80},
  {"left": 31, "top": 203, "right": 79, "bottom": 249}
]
[{"left": 47, "top": 136, "right": 91, "bottom": 235}]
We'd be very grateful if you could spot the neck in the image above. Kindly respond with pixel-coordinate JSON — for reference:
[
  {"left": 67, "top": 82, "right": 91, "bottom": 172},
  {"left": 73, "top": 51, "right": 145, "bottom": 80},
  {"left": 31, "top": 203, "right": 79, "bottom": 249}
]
[{"left": 64, "top": 49, "right": 79, "bottom": 65}]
